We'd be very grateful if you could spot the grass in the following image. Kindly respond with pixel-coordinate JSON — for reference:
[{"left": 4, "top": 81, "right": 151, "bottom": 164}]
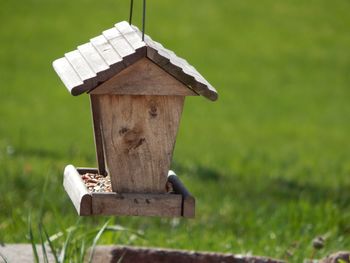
[
  {"left": 27, "top": 218, "right": 136, "bottom": 263},
  {"left": 0, "top": 0, "right": 350, "bottom": 261}
]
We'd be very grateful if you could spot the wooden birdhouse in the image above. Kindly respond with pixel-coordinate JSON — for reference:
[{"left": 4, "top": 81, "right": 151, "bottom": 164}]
[{"left": 53, "top": 21, "right": 218, "bottom": 218}]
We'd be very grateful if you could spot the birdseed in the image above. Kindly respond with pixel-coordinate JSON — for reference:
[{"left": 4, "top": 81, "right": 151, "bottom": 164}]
[{"left": 81, "top": 173, "right": 112, "bottom": 193}]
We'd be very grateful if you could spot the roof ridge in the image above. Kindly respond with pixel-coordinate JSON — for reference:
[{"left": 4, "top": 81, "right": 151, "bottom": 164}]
[{"left": 102, "top": 27, "right": 135, "bottom": 62}]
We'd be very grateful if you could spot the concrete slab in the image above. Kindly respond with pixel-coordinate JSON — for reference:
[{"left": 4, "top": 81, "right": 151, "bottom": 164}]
[{"left": 0, "top": 244, "right": 55, "bottom": 263}]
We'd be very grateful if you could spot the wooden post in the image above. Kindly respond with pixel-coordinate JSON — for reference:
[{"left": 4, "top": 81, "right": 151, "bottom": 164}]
[{"left": 90, "top": 95, "right": 107, "bottom": 176}]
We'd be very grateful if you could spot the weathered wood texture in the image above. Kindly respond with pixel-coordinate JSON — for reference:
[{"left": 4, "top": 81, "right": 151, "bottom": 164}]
[
  {"left": 52, "top": 58, "right": 84, "bottom": 95},
  {"left": 76, "top": 167, "right": 99, "bottom": 174},
  {"left": 91, "top": 95, "right": 184, "bottom": 194},
  {"left": 90, "top": 58, "right": 197, "bottom": 96},
  {"left": 90, "top": 246, "right": 285, "bottom": 263},
  {"left": 168, "top": 170, "right": 195, "bottom": 218},
  {"left": 65, "top": 50, "right": 96, "bottom": 88},
  {"left": 53, "top": 21, "right": 217, "bottom": 101},
  {"left": 78, "top": 43, "right": 110, "bottom": 83},
  {"left": 90, "top": 34, "right": 125, "bottom": 78},
  {"left": 102, "top": 27, "right": 146, "bottom": 66},
  {"left": 90, "top": 96, "right": 107, "bottom": 176},
  {"left": 63, "top": 165, "right": 92, "bottom": 215},
  {"left": 63, "top": 166, "right": 193, "bottom": 217},
  {"left": 0, "top": 244, "right": 285, "bottom": 263},
  {"left": 140, "top": 33, "right": 217, "bottom": 101},
  {"left": 92, "top": 193, "right": 182, "bottom": 217}
]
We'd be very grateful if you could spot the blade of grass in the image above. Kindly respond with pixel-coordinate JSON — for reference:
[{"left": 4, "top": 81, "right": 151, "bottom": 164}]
[
  {"left": 88, "top": 220, "right": 111, "bottom": 263},
  {"left": 58, "top": 227, "right": 73, "bottom": 263},
  {"left": 116, "top": 251, "right": 126, "bottom": 263},
  {"left": 42, "top": 224, "right": 59, "bottom": 263},
  {"left": 48, "top": 225, "right": 79, "bottom": 243},
  {"left": 106, "top": 225, "right": 144, "bottom": 237},
  {"left": 59, "top": 221, "right": 80, "bottom": 263},
  {"left": 72, "top": 240, "right": 79, "bottom": 263},
  {"left": 79, "top": 240, "right": 85, "bottom": 263},
  {"left": 28, "top": 214, "right": 39, "bottom": 263},
  {"left": 38, "top": 171, "right": 50, "bottom": 220},
  {"left": 38, "top": 224, "right": 49, "bottom": 263},
  {"left": 74, "top": 225, "right": 143, "bottom": 243},
  {"left": 0, "top": 252, "right": 8, "bottom": 263},
  {"left": 47, "top": 231, "right": 64, "bottom": 243}
]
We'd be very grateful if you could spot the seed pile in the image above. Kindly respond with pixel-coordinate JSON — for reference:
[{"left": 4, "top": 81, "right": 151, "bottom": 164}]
[
  {"left": 81, "top": 173, "right": 175, "bottom": 193},
  {"left": 81, "top": 173, "right": 112, "bottom": 193}
]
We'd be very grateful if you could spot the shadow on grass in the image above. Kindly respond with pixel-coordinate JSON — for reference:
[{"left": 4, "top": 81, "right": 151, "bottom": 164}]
[
  {"left": 172, "top": 162, "right": 224, "bottom": 181},
  {"left": 269, "top": 177, "right": 350, "bottom": 208},
  {"left": 173, "top": 161, "right": 350, "bottom": 210},
  {"left": 9, "top": 146, "right": 95, "bottom": 163},
  {"left": 13, "top": 148, "right": 63, "bottom": 159}
]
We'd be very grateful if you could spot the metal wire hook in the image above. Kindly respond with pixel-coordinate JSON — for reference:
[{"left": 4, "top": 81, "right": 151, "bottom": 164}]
[
  {"left": 129, "top": 0, "right": 134, "bottom": 25},
  {"left": 142, "top": 0, "right": 146, "bottom": 41},
  {"left": 128, "top": 0, "right": 146, "bottom": 41}
]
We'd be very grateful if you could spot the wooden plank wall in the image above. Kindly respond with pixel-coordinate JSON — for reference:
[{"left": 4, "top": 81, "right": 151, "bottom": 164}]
[{"left": 92, "top": 94, "right": 185, "bottom": 194}]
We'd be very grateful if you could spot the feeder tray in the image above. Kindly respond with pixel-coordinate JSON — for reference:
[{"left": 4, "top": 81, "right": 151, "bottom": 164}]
[
  {"left": 53, "top": 21, "right": 218, "bottom": 218},
  {"left": 63, "top": 165, "right": 195, "bottom": 217}
]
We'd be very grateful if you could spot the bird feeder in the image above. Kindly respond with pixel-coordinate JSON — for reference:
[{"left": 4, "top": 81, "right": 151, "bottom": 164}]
[{"left": 53, "top": 21, "right": 218, "bottom": 218}]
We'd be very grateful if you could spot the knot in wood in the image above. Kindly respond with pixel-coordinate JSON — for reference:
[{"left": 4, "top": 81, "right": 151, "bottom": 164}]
[
  {"left": 148, "top": 101, "right": 158, "bottom": 118},
  {"left": 120, "top": 128, "right": 146, "bottom": 153},
  {"left": 119, "top": 127, "right": 129, "bottom": 135}
]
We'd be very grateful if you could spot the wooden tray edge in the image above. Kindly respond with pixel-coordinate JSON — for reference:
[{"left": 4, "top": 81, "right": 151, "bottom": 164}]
[{"left": 63, "top": 165, "right": 195, "bottom": 218}]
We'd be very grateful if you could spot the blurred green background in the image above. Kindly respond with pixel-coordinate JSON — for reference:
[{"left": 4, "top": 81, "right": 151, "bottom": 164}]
[{"left": 0, "top": 0, "right": 349, "bottom": 261}]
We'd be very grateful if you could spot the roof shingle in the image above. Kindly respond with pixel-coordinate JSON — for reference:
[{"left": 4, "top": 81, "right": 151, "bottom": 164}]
[{"left": 53, "top": 21, "right": 218, "bottom": 101}]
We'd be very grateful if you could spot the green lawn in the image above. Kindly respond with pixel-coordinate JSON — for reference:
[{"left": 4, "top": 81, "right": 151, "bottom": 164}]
[{"left": 1, "top": 0, "right": 350, "bottom": 261}]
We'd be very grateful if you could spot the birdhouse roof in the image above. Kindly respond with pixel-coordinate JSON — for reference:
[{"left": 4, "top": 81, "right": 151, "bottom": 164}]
[{"left": 53, "top": 21, "right": 218, "bottom": 101}]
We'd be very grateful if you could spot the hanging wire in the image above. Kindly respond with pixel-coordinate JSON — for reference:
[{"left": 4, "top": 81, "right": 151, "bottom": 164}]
[
  {"left": 128, "top": 0, "right": 146, "bottom": 41},
  {"left": 129, "top": 0, "right": 134, "bottom": 25},
  {"left": 142, "top": 0, "right": 146, "bottom": 41}
]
